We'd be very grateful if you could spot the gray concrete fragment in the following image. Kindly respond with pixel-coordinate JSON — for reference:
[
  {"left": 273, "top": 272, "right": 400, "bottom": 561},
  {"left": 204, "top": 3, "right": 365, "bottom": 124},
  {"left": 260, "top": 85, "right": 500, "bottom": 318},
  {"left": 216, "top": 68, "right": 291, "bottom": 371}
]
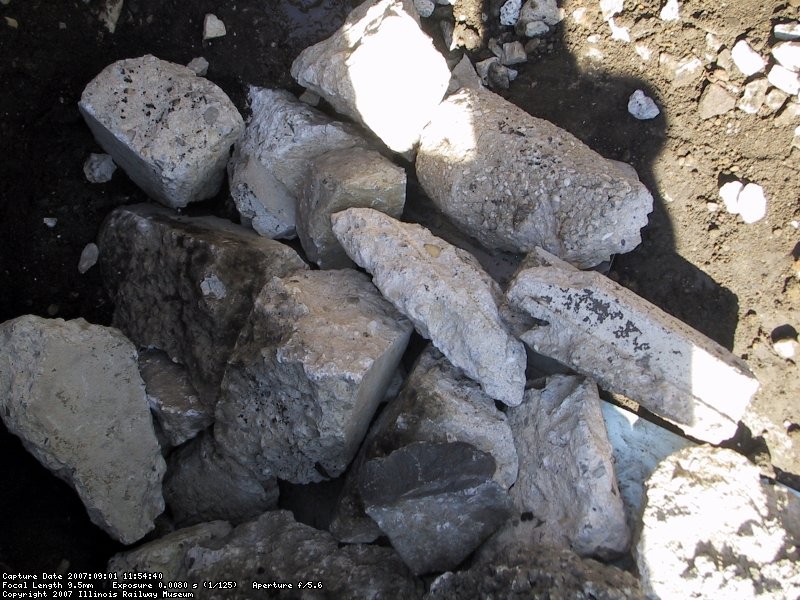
[
  {"left": 635, "top": 446, "right": 800, "bottom": 599},
  {"left": 505, "top": 248, "right": 760, "bottom": 443},
  {"left": 330, "top": 345, "right": 518, "bottom": 543},
  {"left": 298, "top": 146, "right": 406, "bottom": 268},
  {"left": 98, "top": 203, "right": 307, "bottom": 404},
  {"left": 518, "top": 0, "right": 562, "bottom": 27},
  {"left": 290, "top": 0, "right": 450, "bottom": 154},
  {"left": 601, "top": 401, "right": 691, "bottom": 531},
  {"left": 448, "top": 54, "right": 483, "bottom": 93},
  {"left": 162, "top": 432, "right": 278, "bottom": 527},
  {"left": 331, "top": 208, "right": 526, "bottom": 406},
  {"left": 416, "top": 88, "right": 653, "bottom": 268},
  {"left": 216, "top": 269, "right": 412, "bottom": 484},
  {"left": 0, "top": 316, "right": 165, "bottom": 544},
  {"left": 79, "top": 55, "right": 243, "bottom": 209},
  {"left": 360, "top": 441, "right": 512, "bottom": 575},
  {"left": 138, "top": 349, "right": 214, "bottom": 448},
  {"left": 496, "top": 376, "right": 629, "bottom": 559},
  {"left": 77, "top": 243, "right": 99, "bottom": 274},
  {"left": 83, "top": 152, "right": 116, "bottom": 183},
  {"left": 228, "top": 87, "right": 368, "bottom": 239}
]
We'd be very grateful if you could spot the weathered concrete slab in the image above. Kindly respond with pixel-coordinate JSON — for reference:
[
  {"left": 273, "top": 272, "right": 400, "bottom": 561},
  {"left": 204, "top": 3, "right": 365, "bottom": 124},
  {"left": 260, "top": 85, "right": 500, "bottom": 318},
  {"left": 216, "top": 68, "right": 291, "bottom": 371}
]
[
  {"left": 360, "top": 441, "right": 512, "bottom": 575},
  {"left": 635, "top": 446, "right": 800, "bottom": 599},
  {"left": 0, "top": 316, "right": 165, "bottom": 544},
  {"left": 162, "top": 432, "right": 278, "bottom": 527},
  {"left": 291, "top": 0, "right": 450, "bottom": 154},
  {"left": 98, "top": 203, "right": 307, "bottom": 403},
  {"left": 331, "top": 208, "right": 526, "bottom": 406},
  {"left": 505, "top": 248, "right": 759, "bottom": 443},
  {"left": 138, "top": 349, "right": 213, "bottom": 448},
  {"left": 215, "top": 269, "right": 412, "bottom": 484},
  {"left": 416, "top": 87, "right": 653, "bottom": 268},
  {"left": 228, "top": 87, "right": 368, "bottom": 239},
  {"left": 298, "top": 146, "right": 406, "bottom": 268},
  {"left": 79, "top": 55, "right": 243, "bottom": 209},
  {"left": 495, "top": 376, "right": 629, "bottom": 559}
]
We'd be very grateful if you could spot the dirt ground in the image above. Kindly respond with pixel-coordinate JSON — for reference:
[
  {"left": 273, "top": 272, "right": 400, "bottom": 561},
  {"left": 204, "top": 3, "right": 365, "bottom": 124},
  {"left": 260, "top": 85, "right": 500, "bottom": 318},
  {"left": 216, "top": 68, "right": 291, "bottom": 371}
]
[{"left": 0, "top": 0, "right": 797, "bottom": 577}]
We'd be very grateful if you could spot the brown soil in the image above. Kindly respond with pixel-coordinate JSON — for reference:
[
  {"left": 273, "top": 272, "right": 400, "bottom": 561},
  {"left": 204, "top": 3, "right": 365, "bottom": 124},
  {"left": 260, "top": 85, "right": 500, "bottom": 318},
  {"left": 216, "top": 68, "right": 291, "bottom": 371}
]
[{"left": 0, "top": 0, "right": 797, "bottom": 577}]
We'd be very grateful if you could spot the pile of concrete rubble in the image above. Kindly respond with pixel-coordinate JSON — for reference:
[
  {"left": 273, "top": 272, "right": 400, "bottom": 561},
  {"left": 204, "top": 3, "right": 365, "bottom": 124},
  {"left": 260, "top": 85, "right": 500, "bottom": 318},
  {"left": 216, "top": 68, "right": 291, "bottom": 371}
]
[{"left": 1, "top": 1, "right": 798, "bottom": 598}]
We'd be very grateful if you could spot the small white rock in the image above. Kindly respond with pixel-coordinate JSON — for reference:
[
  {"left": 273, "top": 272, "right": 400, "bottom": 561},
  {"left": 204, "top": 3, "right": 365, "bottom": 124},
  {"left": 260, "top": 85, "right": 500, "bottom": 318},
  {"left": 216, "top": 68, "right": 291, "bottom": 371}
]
[
  {"left": 78, "top": 243, "right": 100, "bottom": 274},
  {"left": 737, "top": 183, "right": 767, "bottom": 224},
  {"left": 607, "top": 17, "right": 630, "bottom": 42},
  {"left": 203, "top": 14, "right": 226, "bottom": 40},
  {"left": 599, "top": 0, "right": 624, "bottom": 20},
  {"left": 83, "top": 153, "right": 117, "bottom": 183},
  {"left": 659, "top": 0, "right": 680, "bottom": 22},
  {"left": 572, "top": 7, "right": 588, "bottom": 25},
  {"left": 500, "top": 0, "right": 522, "bottom": 26},
  {"left": 635, "top": 44, "right": 653, "bottom": 61},
  {"left": 5, "top": 16, "right": 18, "bottom": 28},
  {"left": 718, "top": 181, "right": 743, "bottom": 214},
  {"left": 731, "top": 40, "right": 766, "bottom": 77},
  {"left": 775, "top": 22, "right": 800, "bottom": 42},
  {"left": 524, "top": 20, "right": 549, "bottom": 37},
  {"left": 793, "top": 125, "right": 800, "bottom": 151},
  {"left": 768, "top": 64, "right": 800, "bottom": 95},
  {"left": 186, "top": 57, "right": 209, "bottom": 76},
  {"left": 773, "top": 42, "right": 800, "bottom": 73},
  {"left": 43, "top": 217, "right": 57, "bottom": 228},
  {"left": 774, "top": 338, "right": 798, "bottom": 359},
  {"left": 628, "top": 89, "right": 660, "bottom": 119},
  {"left": 737, "top": 78, "right": 768, "bottom": 114},
  {"left": 705, "top": 33, "right": 723, "bottom": 53},
  {"left": 413, "top": 0, "right": 435, "bottom": 18}
]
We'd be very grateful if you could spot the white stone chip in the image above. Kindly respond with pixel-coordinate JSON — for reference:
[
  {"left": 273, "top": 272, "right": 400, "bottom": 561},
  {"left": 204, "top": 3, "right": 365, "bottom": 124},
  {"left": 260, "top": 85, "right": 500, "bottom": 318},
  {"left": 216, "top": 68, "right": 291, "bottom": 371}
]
[
  {"left": 731, "top": 40, "right": 766, "bottom": 77},
  {"left": 186, "top": 57, "right": 209, "bottom": 76},
  {"left": 736, "top": 183, "right": 767, "bottom": 224},
  {"left": 718, "top": 180, "right": 743, "bottom": 214},
  {"left": 628, "top": 89, "right": 660, "bottom": 119},
  {"left": 773, "top": 42, "right": 800, "bottom": 72},
  {"left": 83, "top": 152, "right": 116, "bottom": 183},
  {"left": 43, "top": 217, "right": 57, "bottom": 228},
  {"left": 659, "top": 0, "right": 679, "bottom": 21},
  {"left": 768, "top": 64, "right": 800, "bottom": 95},
  {"left": 737, "top": 78, "right": 768, "bottom": 114},
  {"left": 599, "top": 0, "right": 624, "bottom": 20},
  {"left": 524, "top": 20, "right": 549, "bottom": 37},
  {"left": 501, "top": 41, "right": 527, "bottom": 65},
  {"left": 774, "top": 338, "right": 798, "bottom": 359},
  {"left": 203, "top": 14, "right": 226, "bottom": 40},
  {"left": 775, "top": 22, "right": 800, "bottom": 41},
  {"left": 500, "top": 0, "right": 522, "bottom": 26},
  {"left": 77, "top": 243, "right": 99, "bottom": 274},
  {"left": 607, "top": 17, "right": 630, "bottom": 42}
]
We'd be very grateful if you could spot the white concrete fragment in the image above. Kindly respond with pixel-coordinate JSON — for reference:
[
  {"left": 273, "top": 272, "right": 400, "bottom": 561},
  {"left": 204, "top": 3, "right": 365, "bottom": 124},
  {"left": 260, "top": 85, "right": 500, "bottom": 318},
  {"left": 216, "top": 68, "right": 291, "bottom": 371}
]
[
  {"left": 775, "top": 22, "right": 800, "bottom": 41},
  {"left": 737, "top": 183, "right": 768, "bottom": 224},
  {"left": 290, "top": 0, "right": 450, "bottom": 154},
  {"left": 83, "top": 152, "right": 116, "bottom": 183},
  {"left": 228, "top": 87, "right": 366, "bottom": 239},
  {"left": 519, "top": 0, "right": 562, "bottom": 26},
  {"left": 0, "top": 316, "right": 166, "bottom": 543},
  {"left": 79, "top": 55, "right": 244, "bottom": 209},
  {"left": 773, "top": 42, "right": 800, "bottom": 72},
  {"left": 719, "top": 180, "right": 744, "bottom": 213},
  {"left": 628, "top": 89, "right": 660, "bottom": 119},
  {"left": 417, "top": 88, "right": 653, "bottom": 268},
  {"left": 524, "top": 20, "right": 549, "bottom": 37},
  {"left": 505, "top": 248, "right": 760, "bottom": 443},
  {"left": 413, "top": 0, "right": 435, "bottom": 17},
  {"left": 607, "top": 18, "right": 630, "bottom": 42},
  {"left": 500, "top": 0, "right": 522, "bottom": 26},
  {"left": 731, "top": 40, "right": 766, "bottom": 76},
  {"left": 659, "top": 0, "right": 679, "bottom": 21},
  {"left": 768, "top": 64, "right": 800, "bottom": 95},
  {"left": 502, "top": 376, "right": 630, "bottom": 558},
  {"left": 186, "top": 57, "right": 209, "bottom": 76},
  {"left": 203, "top": 14, "right": 226, "bottom": 40},
  {"left": 599, "top": 0, "right": 623, "bottom": 20},
  {"left": 635, "top": 446, "right": 800, "bottom": 599},
  {"left": 331, "top": 208, "right": 527, "bottom": 406},
  {"left": 501, "top": 41, "right": 527, "bottom": 65},
  {"left": 737, "top": 78, "right": 769, "bottom": 114},
  {"left": 765, "top": 88, "right": 789, "bottom": 112},
  {"left": 77, "top": 242, "right": 99, "bottom": 274},
  {"left": 774, "top": 338, "right": 798, "bottom": 359}
]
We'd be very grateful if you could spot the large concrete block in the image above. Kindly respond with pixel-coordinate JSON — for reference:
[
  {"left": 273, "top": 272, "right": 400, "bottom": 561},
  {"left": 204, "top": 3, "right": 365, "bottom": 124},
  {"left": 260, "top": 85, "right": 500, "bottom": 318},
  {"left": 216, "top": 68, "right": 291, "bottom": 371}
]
[
  {"left": 79, "top": 55, "right": 243, "bottom": 209},
  {"left": 98, "top": 203, "right": 307, "bottom": 403},
  {"left": 291, "top": 0, "right": 451, "bottom": 154},
  {"left": 0, "top": 316, "right": 165, "bottom": 544},
  {"left": 331, "top": 208, "right": 526, "bottom": 406},
  {"left": 215, "top": 269, "right": 412, "bottom": 484},
  {"left": 505, "top": 248, "right": 759, "bottom": 443},
  {"left": 228, "top": 87, "right": 368, "bottom": 239},
  {"left": 298, "top": 146, "right": 406, "bottom": 268},
  {"left": 416, "top": 87, "right": 653, "bottom": 268}
]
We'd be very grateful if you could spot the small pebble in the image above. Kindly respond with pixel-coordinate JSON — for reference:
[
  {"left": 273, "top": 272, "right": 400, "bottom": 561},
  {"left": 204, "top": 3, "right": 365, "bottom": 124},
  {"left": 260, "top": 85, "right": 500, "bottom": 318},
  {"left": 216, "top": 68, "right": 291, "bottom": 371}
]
[
  {"left": 772, "top": 42, "right": 800, "bottom": 72},
  {"left": 599, "top": 0, "right": 623, "bottom": 20},
  {"left": 731, "top": 40, "right": 766, "bottom": 76},
  {"left": 413, "top": 0, "right": 435, "bottom": 18},
  {"left": 47, "top": 304, "right": 59, "bottom": 316},
  {"left": 186, "top": 57, "right": 209, "bottom": 76},
  {"left": 501, "top": 41, "right": 527, "bottom": 65},
  {"left": 499, "top": 0, "right": 522, "bottom": 26},
  {"left": 607, "top": 18, "right": 630, "bottom": 42},
  {"left": 660, "top": 0, "right": 680, "bottom": 22},
  {"left": 78, "top": 243, "right": 99, "bottom": 274},
  {"left": 5, "top": 16, "right": 18, "bottom": 28},
  {"left": 774, "top": 338, "right": 798, "bottom": 359},
  {"left": 203, "top": 14, "right": 226, "bottom": 40},
  {"left": 43, "top": 217, "right": 58, "bottom": 228},
  {"left": 718, "top": 181, "right": 743, "bottom": 214},
  {"left": 765, "top": 88, "right": 789, "bottom": 113},
  {"left": 628, "top": 89, "right": 660, "bottom": 120},
  {"left": 524, "top": 20, "right": 549, "bottom": 38},
  {"left": 768, "top": 64, "right": 800, "bottom": 95},
  {"left": 737, "top": 183, "right": 767, "bottom": 224},
  {"left": 83, "top": 153, "right": 116, "bottom": 183},
  {"left": 737, "top": 78, "right": 768, "bottom": 114},
  {"left": 58, "top": 22, "right": 67, "bottom": 30}
]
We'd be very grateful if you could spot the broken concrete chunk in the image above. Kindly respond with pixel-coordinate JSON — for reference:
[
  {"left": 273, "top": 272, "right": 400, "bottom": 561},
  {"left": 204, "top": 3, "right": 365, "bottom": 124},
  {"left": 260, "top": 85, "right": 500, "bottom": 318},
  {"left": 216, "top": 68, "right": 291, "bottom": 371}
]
[
  {"left": 298, "top": 146, "right": 406, "bottom": 269},
  {"left": 635, "top": 446, "right": 800, "bottom": 599},
  {"left": 162, "top": 432, "right": 278, "bottom": 526},
  {"left": 768, "top": 64, "right": 800, "bottom": 96},
  {"left": 82, "top": 152, "right": 116, "bottom": 183},
  {"left": 138, "top": 349, "right": 214, "bottom": 448},
  {"left": 202, "top": 14, "right": 226, "bottom": 40},
  {"left": 518, "top": 0, "right": 562, "bottom": 27},
  {"left": 228, "top": 87, "right": 369, "bottom": 239},
  {"left": 416, "top": 87, "right": 653, "bottom": 268},
  {"left": 731, "top": 39, "right": 766, "bottom": 77},
  {"left": 290, "top": 0, "right": 450, "bottom": 154},
  {"left": 215, "top": 269, "right": 412, "bottom": 484},
  {"left": 79, "top": 55, "right": 243, "bottom": 209},
  {"left": 98, "top": 203, "right": 307, "bottom": 404},
  {"left": 505, "top": 248, "right": 760, "bottom": 443},
  {"left": 360, "top": 441, "right": 512, "bottom": 575},
  {"left": 499, "top": 376, "right": 629, "bottom": 558},
  {"left": 448, "top": 54, "right": 483, "bottom": 93},
  {"left": 186, "top": 57, "right": 209, "bottom": 76},
  {"left": 0, "top": 316, "right": 165, "bottom": 544},
  {"left": 331, "top": 208, "right": 527, "bottom": 406}
]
